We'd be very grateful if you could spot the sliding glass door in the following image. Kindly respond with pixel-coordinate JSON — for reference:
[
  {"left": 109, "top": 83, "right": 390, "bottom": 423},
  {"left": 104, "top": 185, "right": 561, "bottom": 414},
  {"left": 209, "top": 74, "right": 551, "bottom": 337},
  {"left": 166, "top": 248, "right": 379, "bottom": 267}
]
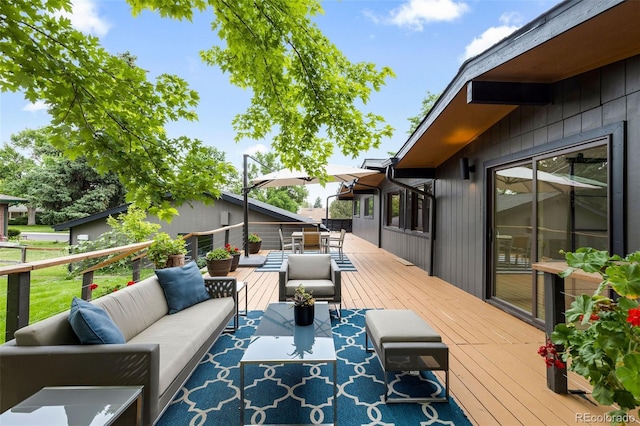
[{"left": 490, "top": 141, "right": 609, "bottom": 321}]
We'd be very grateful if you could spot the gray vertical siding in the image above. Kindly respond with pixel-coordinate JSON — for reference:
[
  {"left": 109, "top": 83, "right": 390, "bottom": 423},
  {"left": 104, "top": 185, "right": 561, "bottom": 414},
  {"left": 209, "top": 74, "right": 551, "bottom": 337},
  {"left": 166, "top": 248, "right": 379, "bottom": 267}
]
[{"left": 353, "top": 54, "right": 640, "bottom": 301}]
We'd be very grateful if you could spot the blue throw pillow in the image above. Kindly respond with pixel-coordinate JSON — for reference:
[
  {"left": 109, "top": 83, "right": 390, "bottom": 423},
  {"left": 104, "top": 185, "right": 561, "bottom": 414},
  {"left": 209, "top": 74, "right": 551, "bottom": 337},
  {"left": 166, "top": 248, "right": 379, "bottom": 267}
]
[
  {"left": 155, "top": 261, "right": 210, "bottom": 314},
  {"left": 68, "top": 297, "right": 126, "bottom": 344}
]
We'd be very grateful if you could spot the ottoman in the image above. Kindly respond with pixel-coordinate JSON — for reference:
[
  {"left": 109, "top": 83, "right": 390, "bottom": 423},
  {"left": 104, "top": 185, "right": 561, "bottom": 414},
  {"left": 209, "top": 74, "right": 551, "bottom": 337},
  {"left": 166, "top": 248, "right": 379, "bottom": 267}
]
[{"left": 365, "top": 309, "right": 449, "bottom": 403}]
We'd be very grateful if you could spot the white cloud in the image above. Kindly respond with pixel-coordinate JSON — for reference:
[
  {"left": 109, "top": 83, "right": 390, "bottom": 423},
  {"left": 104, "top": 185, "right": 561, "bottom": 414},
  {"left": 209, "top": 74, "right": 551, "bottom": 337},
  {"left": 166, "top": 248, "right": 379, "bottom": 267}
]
[
  {"left": 375, "top": 0, "right": 470, "bottom": 31},
  {"left": 243, "top": 144, "right": 269, "bottom": 156},
  {"left": 460, "top": 12, "right": 522, "bottom": 62},
  {"left": 22, "top": 100, "right": 48, "bottom": 112},
  {"left": 57, "top": 0, "right": 111, "bottom": 37}
]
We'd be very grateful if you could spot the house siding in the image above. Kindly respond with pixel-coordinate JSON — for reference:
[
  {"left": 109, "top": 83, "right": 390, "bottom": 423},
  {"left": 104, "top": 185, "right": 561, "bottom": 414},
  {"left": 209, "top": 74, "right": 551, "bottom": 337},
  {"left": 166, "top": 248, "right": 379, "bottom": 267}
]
[{"left": 353, "top": 55, "right": 640, "bottom": 301}]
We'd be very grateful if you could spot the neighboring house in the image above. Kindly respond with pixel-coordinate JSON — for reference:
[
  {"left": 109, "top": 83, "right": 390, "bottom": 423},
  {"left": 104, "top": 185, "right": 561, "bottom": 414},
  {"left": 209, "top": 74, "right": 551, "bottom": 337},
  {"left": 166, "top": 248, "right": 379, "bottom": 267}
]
[
  {"left": 53, "top": 192, "right": 319, "bottom": 251},
  {"left": 0, "top": 194, "right": 28, "bottom": 241},
  {"left": 345, "top": 0, "right": 640, "bottom": 328}
]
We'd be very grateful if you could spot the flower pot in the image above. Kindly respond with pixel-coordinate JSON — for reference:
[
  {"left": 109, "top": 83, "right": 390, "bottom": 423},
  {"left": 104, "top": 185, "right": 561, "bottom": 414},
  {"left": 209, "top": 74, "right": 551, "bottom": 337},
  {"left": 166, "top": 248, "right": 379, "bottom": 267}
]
[
  {"left": 248, "top": 241, "right": 262, "bottom": 254},
  {"left": 294, "top": 304, "right": 314, "bottom": 326},
  {"left": 165, "top": 254, "right": 185, "bottom": 268},
  {"left": 206, "top": 257, "right": 232, "bottom": 276},
  {"left": 230, "top": 253, "right": 241, "bottom": 271}
]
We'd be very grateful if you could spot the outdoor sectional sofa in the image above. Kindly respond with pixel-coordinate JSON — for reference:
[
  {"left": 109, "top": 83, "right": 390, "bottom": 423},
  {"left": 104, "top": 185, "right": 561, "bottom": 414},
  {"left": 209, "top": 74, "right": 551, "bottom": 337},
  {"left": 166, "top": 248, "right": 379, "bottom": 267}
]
[{"left": 0, "top": 262, "right": 237, "bottom": 425}]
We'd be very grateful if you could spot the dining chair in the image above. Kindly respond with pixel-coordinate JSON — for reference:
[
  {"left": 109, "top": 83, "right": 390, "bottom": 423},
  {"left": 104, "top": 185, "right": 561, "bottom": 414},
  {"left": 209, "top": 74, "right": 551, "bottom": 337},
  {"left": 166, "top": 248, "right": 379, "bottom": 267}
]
[
  {"left": 278, "top": 229, "right": 299, "bottom": 261},
  {"left": 302, "top": 232, "right": 322, "bottom": 253},
  {"left": 323, "top": 229, "right": 346, "bottom": 261}
]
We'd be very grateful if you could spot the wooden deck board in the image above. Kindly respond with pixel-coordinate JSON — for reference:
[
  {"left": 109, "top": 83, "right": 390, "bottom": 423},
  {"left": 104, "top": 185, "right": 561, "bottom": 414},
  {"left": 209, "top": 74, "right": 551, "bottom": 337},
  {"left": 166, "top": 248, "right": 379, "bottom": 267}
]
[{"left": 228, "top": 233, "right": 615, "bottom": 425}]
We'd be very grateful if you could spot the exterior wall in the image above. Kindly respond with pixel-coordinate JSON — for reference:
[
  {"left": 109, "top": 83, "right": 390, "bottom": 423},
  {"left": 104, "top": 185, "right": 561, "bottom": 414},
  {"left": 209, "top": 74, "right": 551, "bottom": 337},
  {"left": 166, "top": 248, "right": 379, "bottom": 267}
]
[
  {"left": 351, "top": 192, "right": 380, "bottom": 247},
  {"left": 353, "top": 55, "right": 640, "bottom": 301},
  {"left": 434, "top": 55, "right": 640, "bottom": 299}
]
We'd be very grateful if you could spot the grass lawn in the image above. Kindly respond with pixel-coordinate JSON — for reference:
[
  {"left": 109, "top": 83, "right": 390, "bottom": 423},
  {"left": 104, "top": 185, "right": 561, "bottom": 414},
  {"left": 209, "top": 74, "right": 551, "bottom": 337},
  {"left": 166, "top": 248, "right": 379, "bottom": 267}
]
[
  {"left": 0, "top": 241, "right": 154, "bottom": 344},
  {"left": 9, "top": 224, "right": 64, "bottom": 233}
]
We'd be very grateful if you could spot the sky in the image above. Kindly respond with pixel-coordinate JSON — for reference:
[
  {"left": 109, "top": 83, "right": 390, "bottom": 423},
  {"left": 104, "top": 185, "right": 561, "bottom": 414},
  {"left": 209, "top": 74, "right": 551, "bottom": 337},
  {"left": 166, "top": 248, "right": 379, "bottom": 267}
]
[{"left": 1, "top": 0, "right": 562, "bottom": 206}]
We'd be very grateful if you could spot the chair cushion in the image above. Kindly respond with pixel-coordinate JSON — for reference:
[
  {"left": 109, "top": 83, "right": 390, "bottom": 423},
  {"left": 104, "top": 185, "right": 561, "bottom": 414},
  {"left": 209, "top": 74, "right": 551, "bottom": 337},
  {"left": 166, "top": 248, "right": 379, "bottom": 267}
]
[
  {"left": 285, "top": 280, "right": 335, "bottom": 297},
  {"left": 287, "top": 254, "right": 331, "bottom": 280},
  {"left": 68, "top": 297, "right": 126, "bottom": 344},
  {"left": 366, "top": 310, "right": 441, "bottom": 344},
  {"left": 155, "top": 261, "right": 210, "bottom": 314}
]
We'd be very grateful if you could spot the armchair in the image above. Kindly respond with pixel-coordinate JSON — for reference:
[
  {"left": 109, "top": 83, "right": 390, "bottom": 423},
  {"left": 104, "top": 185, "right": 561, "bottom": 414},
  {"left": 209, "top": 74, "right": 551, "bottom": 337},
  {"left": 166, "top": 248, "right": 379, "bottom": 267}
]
[{"left": 279, "top": 254, "right": 341, "bottom": 316}]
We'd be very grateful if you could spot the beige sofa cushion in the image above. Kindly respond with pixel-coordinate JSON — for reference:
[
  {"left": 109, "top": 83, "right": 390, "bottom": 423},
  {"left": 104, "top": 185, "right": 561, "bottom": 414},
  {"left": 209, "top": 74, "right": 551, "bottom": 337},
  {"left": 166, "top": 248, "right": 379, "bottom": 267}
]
[
  {"left": 287, "top": 254, "right": 331, "bottom": 280},
  {"left": 128, "top": 296, "right": 234, "bottom": 394},
  {"left": 14, "top": 310, "right": 79, "bottom": 346},
  {"left": 366, "top": 310, "right": 441, "bottom": 344}
]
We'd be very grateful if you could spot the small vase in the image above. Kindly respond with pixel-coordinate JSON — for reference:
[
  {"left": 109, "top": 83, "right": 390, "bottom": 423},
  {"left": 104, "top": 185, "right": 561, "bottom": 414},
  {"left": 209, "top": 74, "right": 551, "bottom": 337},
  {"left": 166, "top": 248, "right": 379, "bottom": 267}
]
[
  {"left": 206, "top": 257, "right": 232, "bottom": 276},
  {"left": 294, "top": 304, "right": 315, "bottom": 326},
  {"left": 165, "top": 254, "right": 185, "bottom": 268},
  {"left": 230, "top": 253, "right": 241, "bottom": 271}
]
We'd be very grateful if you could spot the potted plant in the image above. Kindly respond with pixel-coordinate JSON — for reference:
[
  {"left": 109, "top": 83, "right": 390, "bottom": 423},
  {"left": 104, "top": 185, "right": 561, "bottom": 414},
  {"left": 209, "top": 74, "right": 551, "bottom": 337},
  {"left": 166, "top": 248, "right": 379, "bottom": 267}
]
[
  {"left": 147, "top": 232, "right": 187, "bottom": 269},
  {"left": 247, "top": 232, "right": 262, "bottom": 254},
  {"left": 540, "top": 248, "right": 640, "bottom": 421},
  {"left": 225, "top": 243, "right": 241, "bottom": 271},
  {"left": 205, "top": 247, "right": 233, "bottom": 276},
  {"left": 291, "top": 284, "right": 315, "bottom": 326}
]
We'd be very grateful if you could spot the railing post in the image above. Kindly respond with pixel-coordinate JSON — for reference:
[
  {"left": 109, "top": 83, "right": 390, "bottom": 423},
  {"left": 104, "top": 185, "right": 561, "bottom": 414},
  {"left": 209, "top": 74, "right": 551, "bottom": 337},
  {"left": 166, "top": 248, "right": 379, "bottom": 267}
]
[
  {"left": 225, "top": 229, "right": 230, "bottom": 246},
  {"left": 544, "top": 272, "right": 568, "bottom": 393},
  {"left": 131, "top": 258, "right": 141, "bottom": 282},
  {"left": 6, "top": 271, "right": 30, "bottom": 341},
  {"left": 185, "top": 235, "right": 198, "bottom": 261},
  {"left": 82, "top": 271, "right": 94, "bottom": 301}
]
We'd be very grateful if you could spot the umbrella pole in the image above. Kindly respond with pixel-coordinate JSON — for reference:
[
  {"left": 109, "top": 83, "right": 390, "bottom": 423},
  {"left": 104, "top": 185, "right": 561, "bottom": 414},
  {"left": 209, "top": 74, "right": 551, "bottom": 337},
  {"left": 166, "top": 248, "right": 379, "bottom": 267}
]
[{"left": 243, "top": 154, "right": 250, "bottom": 258}]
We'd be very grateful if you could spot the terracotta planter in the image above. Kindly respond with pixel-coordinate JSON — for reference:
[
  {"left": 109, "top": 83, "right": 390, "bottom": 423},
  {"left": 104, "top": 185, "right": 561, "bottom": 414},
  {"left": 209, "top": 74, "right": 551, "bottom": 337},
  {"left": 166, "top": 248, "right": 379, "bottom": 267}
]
[
  {"left": 294, "top": 304, "right": 315, "bottom": 326},
  {"left": 206, "top": 257, "right": 232, "bottom": 276},
  {"left": 230, "top": 253, "right": 241, "bottom": 271},
  {"left": 248, "top": 241, "right": 262, "bottom": 254}
]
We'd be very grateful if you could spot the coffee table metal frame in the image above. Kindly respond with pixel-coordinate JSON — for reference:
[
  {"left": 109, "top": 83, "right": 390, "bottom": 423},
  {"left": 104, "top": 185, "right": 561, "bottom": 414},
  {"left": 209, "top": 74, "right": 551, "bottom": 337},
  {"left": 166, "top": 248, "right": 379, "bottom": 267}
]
[{"left": 239, "top": 302, "right": 337, "bottom": 425}]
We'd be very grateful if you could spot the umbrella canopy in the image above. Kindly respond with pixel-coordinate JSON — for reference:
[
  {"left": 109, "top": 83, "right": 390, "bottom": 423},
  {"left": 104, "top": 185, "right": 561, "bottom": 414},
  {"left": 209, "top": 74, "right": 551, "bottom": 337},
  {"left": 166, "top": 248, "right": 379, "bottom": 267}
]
[
  {"left": 496, "top": 166, "right": 601, "bottom": 193},
  {"left": 251, "top": 164, "right": 380, "bottom": 189}
]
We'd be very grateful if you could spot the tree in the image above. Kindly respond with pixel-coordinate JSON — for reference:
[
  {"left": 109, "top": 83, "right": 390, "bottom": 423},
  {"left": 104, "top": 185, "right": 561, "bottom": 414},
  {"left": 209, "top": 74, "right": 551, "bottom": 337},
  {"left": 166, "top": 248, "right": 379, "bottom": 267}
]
[
  {"left": 313, "top": 197, "right": 322, "bottom": 209},
  {"left": 329, "top": 199, "right": 352, "bottom": 219},
  {"left": 407, "top": 91, "right": 440, "bottom": 134},
  {"left": 2, "top": 0, "right": 394, "bottom": 220},
  {"left": 1, "top": 128, "right": 127, "bottom": 225}
]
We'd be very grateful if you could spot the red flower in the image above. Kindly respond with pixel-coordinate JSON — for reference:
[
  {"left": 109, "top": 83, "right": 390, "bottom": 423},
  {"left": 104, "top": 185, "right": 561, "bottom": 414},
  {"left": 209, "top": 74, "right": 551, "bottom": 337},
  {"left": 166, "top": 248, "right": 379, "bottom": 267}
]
[
  {"left": 127, "top": 281, "right": 135, "bottom": 286},
  {"left": 89, "top": 283, "right": 98, "bottom": 291},
  {"left": 627, "top": 307, "right": 640, "bottom": 327},
  {"left": 538, "top": 338, "right": 565, "bottom": 369}
]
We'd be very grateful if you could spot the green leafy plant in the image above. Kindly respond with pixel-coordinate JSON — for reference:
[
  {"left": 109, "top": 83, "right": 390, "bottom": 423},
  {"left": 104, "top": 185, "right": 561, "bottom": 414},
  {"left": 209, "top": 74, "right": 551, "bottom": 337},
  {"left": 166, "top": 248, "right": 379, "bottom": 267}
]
[
  {"left": 147, "top": 232, "right": 187, "bottom": 268},
  {"left": 205, "top": 247, "right": 231, "bottom": 261},
  {"left": 7, "top": 228, "right": 21, "bottom": 240},
  {"left": 225, "top": 243, "right": 240, "bottom": 255},
  {"left": 292, "top": 284, "right": 315, "bottom": 307},
  {"left": 542, "top": 248, "right": 640, "bottom": 422},
  {"left": 248, "top": 233, "right": 261, "bottom": 243}
]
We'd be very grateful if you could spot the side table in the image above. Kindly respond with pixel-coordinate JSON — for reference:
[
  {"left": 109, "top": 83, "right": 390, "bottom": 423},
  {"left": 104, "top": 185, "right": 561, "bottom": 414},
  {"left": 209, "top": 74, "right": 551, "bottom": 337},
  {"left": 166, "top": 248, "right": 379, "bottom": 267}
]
[{"left": 0, "top": 385, "right": 143, "bottom": 426}]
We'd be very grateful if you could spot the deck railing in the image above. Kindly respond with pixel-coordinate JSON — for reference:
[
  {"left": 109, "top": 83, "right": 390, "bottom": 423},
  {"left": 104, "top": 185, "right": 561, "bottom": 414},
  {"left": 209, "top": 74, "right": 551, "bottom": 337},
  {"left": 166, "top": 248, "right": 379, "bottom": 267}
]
[{"left": 0, "top": 221, "right": 325, "bottom": 342}]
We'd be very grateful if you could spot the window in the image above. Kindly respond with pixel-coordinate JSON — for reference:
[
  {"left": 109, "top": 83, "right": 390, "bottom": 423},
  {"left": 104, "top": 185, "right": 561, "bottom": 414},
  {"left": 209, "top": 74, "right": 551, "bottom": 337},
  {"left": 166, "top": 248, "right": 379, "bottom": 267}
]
[
  {"left": 364, "top": 196, "right": 374, "bottom": 218},
  {"left": 411, "top": 184, "right": 431, "bottom": 233},
  {"left": 386, "top": 192, "right": 401, "bottom": 227},
  {"left": 353, "top": 199, "right": 361, "bottom": 217}
]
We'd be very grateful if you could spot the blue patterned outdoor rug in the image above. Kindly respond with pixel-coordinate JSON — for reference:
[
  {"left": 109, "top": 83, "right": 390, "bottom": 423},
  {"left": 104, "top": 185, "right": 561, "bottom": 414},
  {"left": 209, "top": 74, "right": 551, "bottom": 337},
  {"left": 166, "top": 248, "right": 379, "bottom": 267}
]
[
  {"left": 255, "top": 251, "right": 357, "bottom": 272},
  {"left": 158, "top": 309, "right": 470, "bottom": 425}
]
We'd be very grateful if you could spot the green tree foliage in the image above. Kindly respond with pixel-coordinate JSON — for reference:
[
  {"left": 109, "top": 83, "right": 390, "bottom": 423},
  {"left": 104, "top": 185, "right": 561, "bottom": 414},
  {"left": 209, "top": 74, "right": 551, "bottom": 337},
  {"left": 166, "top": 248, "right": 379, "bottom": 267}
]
[
  {"left": 407, "top": 91, "right": 440, "bottom": 134},
  {"left": 1, "top": 0, "right": 234, "bottom": 220},
  {"left": 329, "top": 199, "right": 352, "bottom": 219},
  {"left": 313, "top": 197, "right": 322, "bottom": 209},
  {"left": 0, "top": 128, "right": 127, "bottom": 225}
]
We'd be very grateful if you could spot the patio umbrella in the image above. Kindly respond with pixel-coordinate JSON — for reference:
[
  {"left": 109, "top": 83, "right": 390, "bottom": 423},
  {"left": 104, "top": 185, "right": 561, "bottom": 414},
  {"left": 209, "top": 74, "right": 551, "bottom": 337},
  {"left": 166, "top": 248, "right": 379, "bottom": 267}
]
[
  {"left": 251, "top": 164, "right": 380, "bottom": 188},
  {"left": 496, "top": 166, "right": 601, "bottom": 193}
]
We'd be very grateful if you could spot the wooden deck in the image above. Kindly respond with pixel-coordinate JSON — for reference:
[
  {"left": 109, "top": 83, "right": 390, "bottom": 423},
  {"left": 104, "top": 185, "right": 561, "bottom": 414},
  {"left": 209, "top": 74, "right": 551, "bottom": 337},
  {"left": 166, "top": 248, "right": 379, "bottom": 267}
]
[{"left": 229, "top": 233, "right": 617, "bottom": 426}]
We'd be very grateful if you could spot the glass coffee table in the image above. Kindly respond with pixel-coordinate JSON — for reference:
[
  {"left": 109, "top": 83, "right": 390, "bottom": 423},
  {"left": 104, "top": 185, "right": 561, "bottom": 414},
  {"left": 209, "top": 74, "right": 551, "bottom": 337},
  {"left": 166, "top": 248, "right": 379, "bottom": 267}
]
[{"left": 240, "top": 302, "right": 337, "bottom": 425}]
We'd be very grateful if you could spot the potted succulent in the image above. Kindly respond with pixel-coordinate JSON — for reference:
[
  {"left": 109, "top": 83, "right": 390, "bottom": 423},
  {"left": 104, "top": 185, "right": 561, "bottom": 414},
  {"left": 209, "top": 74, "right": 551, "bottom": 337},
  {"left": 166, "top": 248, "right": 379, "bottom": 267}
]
[
  {"left": 147, "top": 232, "right": 187, "bottom": 269},
  {"left": 291, "top": 284, "right": 315, "bottom": 326},
  {"left": 205, "top": 247, "right": 233, "bottom": 276},
  {"left": 540, "top": 248, "right": 640, "bottom": 422},
  {"left": 225, "top": 243, "right": 241, "bottom": 271},
  {"left": 247, "top": 232, "right": 262, "bottom": 254}
]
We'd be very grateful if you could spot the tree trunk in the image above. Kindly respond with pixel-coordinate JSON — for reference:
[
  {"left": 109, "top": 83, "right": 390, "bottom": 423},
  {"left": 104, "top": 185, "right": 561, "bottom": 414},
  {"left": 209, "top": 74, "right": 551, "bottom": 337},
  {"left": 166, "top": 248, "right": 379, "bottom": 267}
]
[{"left": 27, "top": 206, "right": 37, "bottom": 226}]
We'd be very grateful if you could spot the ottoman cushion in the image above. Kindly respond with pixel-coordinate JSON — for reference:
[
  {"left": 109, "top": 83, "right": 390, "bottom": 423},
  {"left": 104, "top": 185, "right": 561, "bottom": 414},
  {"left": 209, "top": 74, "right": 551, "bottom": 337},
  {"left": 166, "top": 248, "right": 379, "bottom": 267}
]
[{"left": 366, "top": 310, "right": 441, "bottom": 344}]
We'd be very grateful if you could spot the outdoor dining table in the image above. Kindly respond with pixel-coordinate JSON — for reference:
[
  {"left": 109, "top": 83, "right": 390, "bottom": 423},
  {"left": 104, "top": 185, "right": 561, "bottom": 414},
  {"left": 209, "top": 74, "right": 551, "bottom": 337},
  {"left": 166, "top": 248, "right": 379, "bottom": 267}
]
[{"left": 291, "top": 231, "right": 330, "bottom": 253}]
